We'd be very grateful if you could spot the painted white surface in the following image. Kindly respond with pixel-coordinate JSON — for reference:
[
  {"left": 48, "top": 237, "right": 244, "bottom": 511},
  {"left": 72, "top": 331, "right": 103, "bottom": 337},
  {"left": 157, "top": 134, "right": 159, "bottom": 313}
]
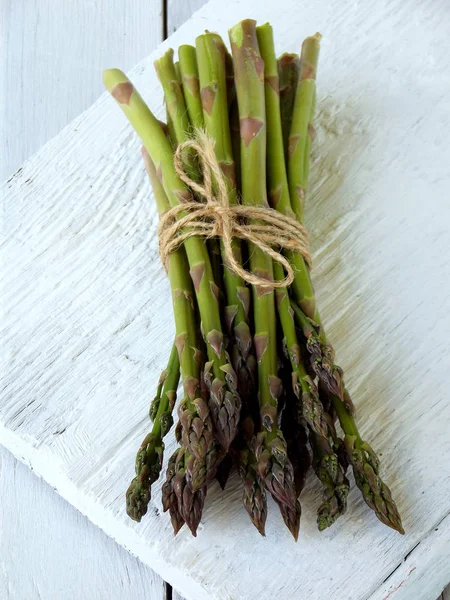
[
  {"left": 0, "top": 446, "right": 166, "bottom": 600},
  {"left": 1, "top": 1, "right": 450, "bottom": 600},
  {"left": 167, "top": 0, "right": 207, "bottom": 34},
  {"left": 0, "top": 0, "right": 163, "bottom": 181}
]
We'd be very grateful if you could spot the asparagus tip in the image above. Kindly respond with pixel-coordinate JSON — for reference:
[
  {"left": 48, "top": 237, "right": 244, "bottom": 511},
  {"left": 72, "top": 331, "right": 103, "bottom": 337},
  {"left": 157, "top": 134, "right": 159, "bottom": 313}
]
[{"left": 125, "top": 477, "right": 150, "bottom": 522}]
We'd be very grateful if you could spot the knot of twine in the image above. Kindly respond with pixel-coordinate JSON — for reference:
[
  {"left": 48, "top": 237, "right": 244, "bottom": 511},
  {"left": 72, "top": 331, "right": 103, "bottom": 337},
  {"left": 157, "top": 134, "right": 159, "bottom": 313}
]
[{"left": 158, "top": 130, "right": 311, "bottom": 289}]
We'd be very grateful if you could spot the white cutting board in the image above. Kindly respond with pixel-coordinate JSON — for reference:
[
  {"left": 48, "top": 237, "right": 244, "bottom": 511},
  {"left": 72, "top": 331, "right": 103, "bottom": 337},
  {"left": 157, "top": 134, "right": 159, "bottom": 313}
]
[{"left": 1, "top": 0, "right": 450, "bottom": 599}]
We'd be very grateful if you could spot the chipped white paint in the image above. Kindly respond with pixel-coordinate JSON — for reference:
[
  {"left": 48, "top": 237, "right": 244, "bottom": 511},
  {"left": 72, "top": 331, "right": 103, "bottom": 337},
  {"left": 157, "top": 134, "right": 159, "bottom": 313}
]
[{"left": 1, "top": 0, "right": 450, "bottom": 599}]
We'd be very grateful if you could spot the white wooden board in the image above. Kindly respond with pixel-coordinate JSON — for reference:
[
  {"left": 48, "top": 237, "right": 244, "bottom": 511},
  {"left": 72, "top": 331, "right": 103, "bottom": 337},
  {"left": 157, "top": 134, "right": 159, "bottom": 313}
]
[{"left": 1, "top": 0, "right": 450, "bottom": 599}]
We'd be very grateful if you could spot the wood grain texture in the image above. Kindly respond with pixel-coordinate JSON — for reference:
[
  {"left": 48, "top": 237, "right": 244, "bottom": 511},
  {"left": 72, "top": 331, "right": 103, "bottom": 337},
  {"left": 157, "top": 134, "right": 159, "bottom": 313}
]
[
  {"left": 0, "top": 0, "right": 163, "bottom": 181},
  {"left": 1, "top": 0, "right": 450, "bottom": 599},
  {"left": 0, "top": 446, "right": 166, "bottom": 600},
  {"left": 166, "top": 0, "right": 207, "bottom": 34}
]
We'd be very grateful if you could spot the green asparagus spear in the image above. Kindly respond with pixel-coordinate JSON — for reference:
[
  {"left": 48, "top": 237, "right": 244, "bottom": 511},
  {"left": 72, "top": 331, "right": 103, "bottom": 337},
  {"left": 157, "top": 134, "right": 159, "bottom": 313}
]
[
  {"left": 178, "top": 45, "right": 204, "bottom": 130},
  {"left": 173, "top": 446, "right": 207, "bottom": 536},
  {"left": 177, "top": 45, "right": 223, "bottom": 295},
  {"left": 336, "top": 398, "right": 404, "bottom": 534},
  {"left": 255, "top": 22, "right": 346, "bottom": 529},
  {"left": 229, "top": 20, "right": 297, "bottom": 525},
  {"left": 126, "top": 344, "right": 180, "bottom": 522},
  {"left": 154, "top": 50, "right": 191, "bottom": 146},
  {"left": 278, "top": 53, "right": 300, "bottom": 159}
]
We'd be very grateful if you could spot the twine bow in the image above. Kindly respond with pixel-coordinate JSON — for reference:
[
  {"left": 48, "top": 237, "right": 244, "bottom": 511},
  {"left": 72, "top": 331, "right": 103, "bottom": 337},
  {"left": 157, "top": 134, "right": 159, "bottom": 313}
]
[{"left": 158, "top": 130, "right": 311, "bottom": 289}]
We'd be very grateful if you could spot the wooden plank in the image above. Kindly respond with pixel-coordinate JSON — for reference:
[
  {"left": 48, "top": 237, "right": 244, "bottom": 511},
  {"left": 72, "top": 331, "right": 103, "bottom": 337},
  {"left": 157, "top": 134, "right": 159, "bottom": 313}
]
[
  {"left": 0, "top": 446, "right": 166, "bottom": 600},
  {"left": 443, "top": 585, "right": 450, "bottom": 600},
  {"left": 1, "top": 0, "right": 450, "bottom": 599},
  {"left": 166, "top": 0, "right": 206, "bottom": 35},
  {"left": 0, "top": 0, "right": 163, "bottom": 181},
  {"left": 367, "top": 513, "right": 450, "bottom": 600}
]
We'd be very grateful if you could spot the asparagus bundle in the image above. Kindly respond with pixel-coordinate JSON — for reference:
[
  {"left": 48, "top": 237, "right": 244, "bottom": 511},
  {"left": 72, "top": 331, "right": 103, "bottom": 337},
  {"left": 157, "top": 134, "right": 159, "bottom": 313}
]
[{"left": 104, "top": 18, "right": 404, "bottom": 538}]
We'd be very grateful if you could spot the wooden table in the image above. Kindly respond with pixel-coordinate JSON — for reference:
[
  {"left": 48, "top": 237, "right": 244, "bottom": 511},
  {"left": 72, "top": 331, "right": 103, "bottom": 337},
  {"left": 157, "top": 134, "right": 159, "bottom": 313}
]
[{"left": 1, "top": 1, "right": 450, "bottom": 599}]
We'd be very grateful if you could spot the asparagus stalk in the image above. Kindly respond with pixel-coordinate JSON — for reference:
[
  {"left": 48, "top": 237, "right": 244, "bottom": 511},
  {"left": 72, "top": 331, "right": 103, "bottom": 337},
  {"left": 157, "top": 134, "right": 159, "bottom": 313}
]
[
  {"left": 195, "top": 33, "right": 263, "bottom": 523},
  {"left": 310, "top": 429, "right": 350, "bottom": 531},
  {"left": 285, "top": 36, "right": 348, "bottom": 404},
  {"left": 154, "top": 50, "right": 191, "bottom": 145},
  {"left": 234, "top": 401, "right": 268, "bottom": 535},
  {"left": 178, "top": 45, "right": 204, "bottom": 130},
  {"left": 229, "top": 98, "right": 241, "bottom": 193},
  {"left": 196, "top": 32, "right": 255, "bottom": 406},
  {"left": 202, "top": 33, "right": 236, "bottom": 108},
  {"left": 126, "top": 344, "right": 180, "bottom": 522},
  {"left": 162, "top": 445, "right": 207, "bottom": 536},
  {"left": 162, "top": 449, "right": 185, "bottom": 535},
  {"left": 288, "top": 34, "right": 321, "bottom": 224},
  {"left": 173, "top": 446, "right": 207, "bottom": 536},
  {"left": 256, "top": 23, "right": 346, "bottom": 522},
  {"left": 196, "top": 33, "right": 236, "bottom": 192},
  {"left": 103, "top": 69, "right": 241, "bottom": 458},
  {"left": 229, "top": 20, "right": 297, "bottom": 522},
  {"left": 278, "top": 53, "right": 300, "bottom": 159},
  {"left": 238, "top": 448, "right": 268, "bottom": 535},
  {"left": 161, "top": 55, "right": 181, "bottom": 150},
  {"left": 280, "top": 395, "right": 311, "bottom": 498},
  {"left": 335, "top": 398, "right": 404, "bottom": 533},
  {"left": 174, "top": 60, "right": 181, "bottom": 82},
  {"left": 177, "top": 44, "right": 224, "bottom": 310}
]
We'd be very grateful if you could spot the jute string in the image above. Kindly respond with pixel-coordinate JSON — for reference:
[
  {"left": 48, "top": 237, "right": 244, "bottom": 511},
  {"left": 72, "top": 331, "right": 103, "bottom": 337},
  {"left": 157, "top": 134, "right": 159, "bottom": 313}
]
[{"left": 158, "top": 130, "right": 311, "bottom": 289}]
